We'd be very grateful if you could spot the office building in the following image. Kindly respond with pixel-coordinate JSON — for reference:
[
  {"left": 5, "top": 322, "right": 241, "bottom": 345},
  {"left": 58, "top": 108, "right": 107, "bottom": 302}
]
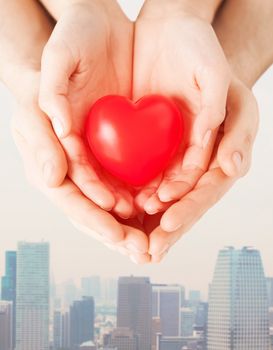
[
  {"left": 1, "top": 251, "right": 16, "bottom": 348},
  {"left": 117, "top": 276, "right": 152, "bottom": 350},
  {"left": 0, "top": 301, "right": 13, "bottom": 350},
  {"left": 16, "top": 241, "right": 49, "bottom": 350},
  {"left": 180, "top": 308, "right": 195, "bottom": 337},
  {"left": 207, "top": 247, "right": 270, "bottom": 350},
  {"left": 70, "top": 296, "right": 95, "bottom": 348},
  {"left": 152, "top": 284, "right": 181, "bottom": 336}
]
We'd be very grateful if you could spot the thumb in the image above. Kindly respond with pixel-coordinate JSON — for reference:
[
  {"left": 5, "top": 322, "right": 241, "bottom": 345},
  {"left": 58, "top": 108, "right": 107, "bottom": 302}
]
[
  {"left": 39, "top": 41, "right": 74, "bottom": 138},
  {"left": 12, "top": 105, "right": 68, "bottom": 188},
  {"left": 217, "top": 84, "right": 259, "bottom": 177},
  {"left": 194, "top": 65, "right": 230, "bottom": 148}
]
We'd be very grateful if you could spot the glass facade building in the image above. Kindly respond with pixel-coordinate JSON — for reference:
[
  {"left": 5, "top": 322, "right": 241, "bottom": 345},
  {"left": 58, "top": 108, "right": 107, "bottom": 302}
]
[
  {"left": 152, "top": 284, "right": 182, "bottom": 337},
  {"left": 15, "top": 242, "right": 49, "bottom": 350},
  {"left": 1, "top": 251, "right": 16, "bottom": 349},
  {"left": 70, "top": 296, "right": 95, "bottom": 348},
  {"left": 207, "top": 247, "right": 270, "bottom": 350},
  {"left": 117, "top": 276, "right": 152, "bottom": 350}
]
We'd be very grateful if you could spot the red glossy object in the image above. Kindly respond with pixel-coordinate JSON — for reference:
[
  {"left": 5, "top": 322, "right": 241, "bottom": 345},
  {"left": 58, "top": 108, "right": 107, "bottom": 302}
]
[{"left": 85, "top": 95, "right": 184, "bottom": 186}]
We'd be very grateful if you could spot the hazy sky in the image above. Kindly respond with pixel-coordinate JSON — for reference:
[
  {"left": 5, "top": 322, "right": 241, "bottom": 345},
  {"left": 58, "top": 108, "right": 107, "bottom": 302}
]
[{"left": 0, "top": 1, "right": 273, "bottom": 298}]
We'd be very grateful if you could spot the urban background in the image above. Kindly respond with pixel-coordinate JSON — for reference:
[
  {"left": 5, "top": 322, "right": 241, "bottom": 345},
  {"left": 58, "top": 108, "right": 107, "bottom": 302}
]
[{"left": 0, "top": 243, "right": 272, "bottom": 350}]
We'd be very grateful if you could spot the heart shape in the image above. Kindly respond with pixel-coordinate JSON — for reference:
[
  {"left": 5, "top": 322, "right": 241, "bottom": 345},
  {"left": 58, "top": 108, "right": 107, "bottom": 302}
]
[{"left": 85, "top": 95, "right": 184, "bottom": 186}]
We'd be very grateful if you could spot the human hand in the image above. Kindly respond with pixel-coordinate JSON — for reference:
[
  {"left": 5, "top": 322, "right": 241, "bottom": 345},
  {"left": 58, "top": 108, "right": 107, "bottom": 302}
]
[
  {"left": 144, "top": 78, "right": 259, "bottom": 261},
  {"left": 133, "top": 1, "right": 231, "bottom": 214},
  {"left": 39, "top": 0, "right": 136, "bottom": 218},
  {"left": 12, "top": 72, "right": 150, "bottom": 264}
]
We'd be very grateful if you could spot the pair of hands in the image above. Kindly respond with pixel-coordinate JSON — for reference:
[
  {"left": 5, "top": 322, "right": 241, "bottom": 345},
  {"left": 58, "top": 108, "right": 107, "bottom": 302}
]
[{"left": 12, "top": 0, "right": 259, "bottom": 263}]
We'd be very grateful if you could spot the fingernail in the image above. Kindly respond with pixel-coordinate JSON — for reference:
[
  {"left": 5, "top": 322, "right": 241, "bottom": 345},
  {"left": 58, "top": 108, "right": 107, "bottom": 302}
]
[
  {"left": 144, "top": 203, "right": 158, "bottom": 215},
  {"left": 202, "top": 129, "right": 212, "bottom": 148},
  {"left": 232, "top": 152, "right": 243, "bottom": 173},
  {"left": 162, "top": 220, "right": 182, "bottom": 233},
  {"left": 126, "top": 242, "right": 145, "bottom": 254},
  {"left": 158, "top": 191, "right": 172, "bottom": 203},
  {"left": 52, "top": 117, "right": 64, "bottom": 138},
  {"left": 43, "top": 161, "right": 54, "bottom": 183}
]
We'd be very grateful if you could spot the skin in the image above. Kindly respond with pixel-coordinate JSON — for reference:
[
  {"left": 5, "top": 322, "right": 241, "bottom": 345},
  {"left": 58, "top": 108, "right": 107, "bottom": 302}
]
[
  {"left": 0, "top": 0, "right": 150, "bottom": 264},
  {"left": 1, "top": 0, "right": 271, "bottom": 263},
  {"left": 133, "top": 0, "right": 231, "bottom": 216},
  {"left": 39, "top": 0, "right": 136, "bottom": 218}
]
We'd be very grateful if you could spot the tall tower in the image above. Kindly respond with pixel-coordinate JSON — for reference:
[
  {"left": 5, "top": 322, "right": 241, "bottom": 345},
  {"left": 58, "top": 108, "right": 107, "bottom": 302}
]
[
  {"left": 117, "top": 276, "right": 152, "bottom": 350},
  {"left": 70, "top": 296, "right": 95, "bottom": 348},
  {"left": 15, "top": 242, "right": 49, "bottom": 350},
  {"left": 1, "top": 251, "right": 16, "bottom": 349},
  {"left": 207, "top": 247, "right": 270, "bottom": 350},
  {"left": 152, "top": 284, "right": 181, "bottom": 336},
  {"left": 0, "top": 301, "right": 13, "bottom": 350}
]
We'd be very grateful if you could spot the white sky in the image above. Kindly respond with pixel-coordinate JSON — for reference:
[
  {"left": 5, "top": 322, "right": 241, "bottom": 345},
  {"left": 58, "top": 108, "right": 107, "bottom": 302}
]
[{"left": 0, "top": 1, "right": 272, "bottom": 298}]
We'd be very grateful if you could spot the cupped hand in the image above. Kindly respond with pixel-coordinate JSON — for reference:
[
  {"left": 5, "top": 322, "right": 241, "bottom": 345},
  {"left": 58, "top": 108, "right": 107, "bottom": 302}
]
[
  {"left": 39, "top": 0, "right": 135, "bottom": 218},
  {"left": 12, "top": 72, "right": 150, "bottom": 264},
  {"left": 145, "top": 78, "right": 259, "bottom": 262},
  {"left": 133, "top": 7, "right": 231, "bottom": 214}
]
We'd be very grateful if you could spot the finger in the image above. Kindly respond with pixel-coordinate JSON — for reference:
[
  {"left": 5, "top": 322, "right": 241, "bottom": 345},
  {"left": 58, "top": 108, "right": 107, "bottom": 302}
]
[
  {"left": 62, "top": 135, "right": 116, "bottom": 211},
  {"left": 12, "top": 107, "right": 67, "bottom": 187},
  {"left": 217, "top": 84, "right": 259, "bottom": 177},
  {"left": 129, "top": 253, "right": 151, "bottom": 264},
  {"left": 157, "top": 131, "right": 217, "bottom": 203},
  {"left": 39, "top": 41, "right": 74, "bottom": 138},
  {"left": 119, "top": 219, "right": 150, "bottom": 254},
  {"left": 151, "top": 250, "right": 169, "bottom": 263},
  {"left": 149, "top": 168, "right": 235, "bottom": 256},
  {"left": 144, "top": 193, "right": 165, "bottom": 214},
  {"left": 45, "top": 179, "right": 125, "bottom": 242},
  {"left": 135, "top": 174, "right": 162, "bottom": 211},
  {"left": 113, "top": 192, "right": 135, "bottom": 219},
  {"left": 195, "top": 65, "right": 230, "bottom": 147},
  {"left": 13, "top": 124, "right": 125, "bottom": 243},
  {"left": 161, "top": 167, "right": 235, "bottom": 233}
]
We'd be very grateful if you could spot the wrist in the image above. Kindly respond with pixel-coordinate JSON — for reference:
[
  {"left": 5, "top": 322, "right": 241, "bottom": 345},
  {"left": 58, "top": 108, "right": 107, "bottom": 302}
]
[{"left": 141, "top": 0, "right": 222, "bottom": 22}]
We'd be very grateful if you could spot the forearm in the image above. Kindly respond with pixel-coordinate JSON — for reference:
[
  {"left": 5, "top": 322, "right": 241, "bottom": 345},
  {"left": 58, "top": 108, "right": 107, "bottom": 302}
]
[
  {"left": 141, "top": 0, "right": 224, "bottom": 22},
  {"left": 0, "top": 0, "right": 53, "bottom": 100},
  {"left": 213, "top": 0, "right": 273, "bottom": 87}
]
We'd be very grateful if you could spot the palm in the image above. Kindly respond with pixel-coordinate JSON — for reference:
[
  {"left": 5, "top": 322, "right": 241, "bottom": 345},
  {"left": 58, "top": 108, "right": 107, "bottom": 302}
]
[
  {"left": 133, "top": 15, "right": 229, "bottom": 213},
  {"left": 41, "top": 3, "right": 135, "bottom": 217}
]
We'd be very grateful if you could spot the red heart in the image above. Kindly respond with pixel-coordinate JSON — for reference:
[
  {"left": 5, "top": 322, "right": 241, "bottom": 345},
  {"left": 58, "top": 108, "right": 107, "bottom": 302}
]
[{"left": 85, "top": 95, "right": 184, "bottom": 186}]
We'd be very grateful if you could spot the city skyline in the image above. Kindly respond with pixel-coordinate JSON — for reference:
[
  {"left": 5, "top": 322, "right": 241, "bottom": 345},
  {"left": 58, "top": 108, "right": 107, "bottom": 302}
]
[
  {"left": 0, "top": 243, "right": 272, "bottom": 350},
  {"left": 0, "top": 1, "right": 273, "bottom": 297}
]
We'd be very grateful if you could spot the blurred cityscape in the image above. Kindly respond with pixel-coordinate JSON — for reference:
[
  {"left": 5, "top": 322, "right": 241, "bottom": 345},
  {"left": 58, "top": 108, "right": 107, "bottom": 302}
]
[{"left": 0, "top": 243, "right": 273, "bottom": 350}]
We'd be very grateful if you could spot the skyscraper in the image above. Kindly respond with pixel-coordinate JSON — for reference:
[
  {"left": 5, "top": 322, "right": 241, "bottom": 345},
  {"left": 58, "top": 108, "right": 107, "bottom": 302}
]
[
  {"left": 16, "top": 241, "right": 49, "bottom": 350},
  {"left": 70, "top": 296, "right": 95, "bottom": 348},
  {"left": 207, "top": 247, "right": 270, "bottom": 350},
  {"left": 180, "top": 307, "right": 195, "bottom": 337},
  {"left": 152, "top": 284, "right": 181, "bottom": 336},
  {"left": 0, "top": 301, "right": 13, "bottom": 350},
  {"left": 266, "top": 277, "right": 273, "bottom": 307},
  {"left": 53, "top": 311, "right": 62, "bottom": 350},
  {"left": 117, "top": 276, "right": 152, "bottom": 350},
  {"left": 61, "top": 311, "right": 70, "bottom": 349},
  {"left": 1, "top": 251, "right": 16, "bottom": 348}
]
